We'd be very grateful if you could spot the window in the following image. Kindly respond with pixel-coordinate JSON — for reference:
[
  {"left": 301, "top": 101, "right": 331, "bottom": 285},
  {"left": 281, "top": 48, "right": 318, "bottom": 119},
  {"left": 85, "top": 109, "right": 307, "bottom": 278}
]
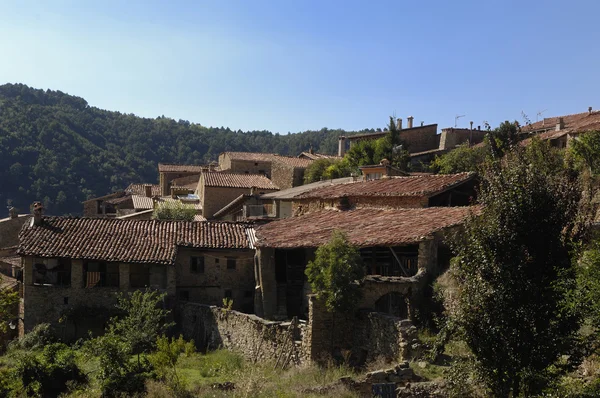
[
  {"left": 130, "top": 264, "right": 150, "bottom": 288},
  {"left": 227, "top": 258, "right": 236, "bottom": 270},
  {"left": 214, "top": 258, "right": 220, "bottom": 264},
  {"left": 179, "top": 290, "right": 190, "bottom": 301},
  {"left": 224, "top": 289, "right": 233, "bottom": 299},
  {"left": 84, "top": 262, "right": 119, "bottom": 288},
  {"left": 96, "top": 200, "right": 103, "bottom": 214},
  {"left": 33, "top": 258, "right": 71, "bottom": 287},
  {"left": 190, "top": 257, "right": 205, "bottom": 273}
]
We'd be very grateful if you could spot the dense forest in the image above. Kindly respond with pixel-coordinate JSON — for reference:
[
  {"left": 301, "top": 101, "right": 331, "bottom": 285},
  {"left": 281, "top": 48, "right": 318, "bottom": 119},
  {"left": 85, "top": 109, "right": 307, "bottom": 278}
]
[{"left": 0, "top": 83, "right": 377, "bottom": 216}]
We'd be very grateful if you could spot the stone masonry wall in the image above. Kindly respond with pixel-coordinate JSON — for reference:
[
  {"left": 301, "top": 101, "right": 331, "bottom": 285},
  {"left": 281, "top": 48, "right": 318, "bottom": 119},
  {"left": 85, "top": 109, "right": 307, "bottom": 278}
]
[
  {"left": 0, "top": 215, "right": 30, "bottom": 248},
  {"left": 175, "top": 248, "right": 255, "bottom": 313},
  {"left": 178, "top": 302, "right": 305, "bottom": 364},
  {"left": 399, "top": 125, "right": 439, "bottom": 153},
  {"left": 292, "top": 196, "right": 426, "bottom": 216},
  {"left": 270, "top": 162, "right": 295, "bottom": 190},
  {"left": 303, "top": 296, "right": 419, "bottom": 365}
]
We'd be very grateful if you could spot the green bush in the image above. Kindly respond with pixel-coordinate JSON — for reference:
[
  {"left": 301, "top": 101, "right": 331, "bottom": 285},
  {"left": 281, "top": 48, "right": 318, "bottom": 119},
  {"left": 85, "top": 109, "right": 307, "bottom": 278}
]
[
  {"left": 11, "top": 343, "right": 86, "bottom": 397},
  {"left": 8, "top": 323, "right": 54, "bottom": 352}
]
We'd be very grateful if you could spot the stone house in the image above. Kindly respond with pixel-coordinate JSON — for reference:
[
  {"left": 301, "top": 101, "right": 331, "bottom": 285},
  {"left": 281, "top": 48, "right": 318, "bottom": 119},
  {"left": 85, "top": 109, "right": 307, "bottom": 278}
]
[
  {"left": 17, "top": 209, "right": 256, "bottom": 339},
  {"left": 82, "top": 183, "right": 160, "bottom": 218},
  {"left": 298, "top": 150, "right": 340, "bottom": 161},
  {"left": 158, "top": 164, "right": 204, "bottom": 196},
  {"left": 82, "top": 191, "right": 125, "bottom": 217},
  {"left": 253, "top": 206, "right": 477, "bottom": 321},
  {"left": 292, "top": 172, "right": 477, "bottom": 216},
  {"left": 197, "top": 172, "right": 279, "bottom": 219},
  {"left": 521, "top": 107, "right": 600, "bottom": 148},
  {"left": 217, "top": 152, "right": 313, "bottom": 190}
]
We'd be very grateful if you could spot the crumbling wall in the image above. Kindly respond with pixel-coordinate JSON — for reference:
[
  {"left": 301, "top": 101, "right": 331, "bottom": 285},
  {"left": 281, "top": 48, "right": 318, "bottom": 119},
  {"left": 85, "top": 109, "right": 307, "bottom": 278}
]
[
  {"left": 178, "top": 302, "right": 305, "bottom": 364},
  {"left": 303, "top": 296, "right": 419, "bottom": 365}
]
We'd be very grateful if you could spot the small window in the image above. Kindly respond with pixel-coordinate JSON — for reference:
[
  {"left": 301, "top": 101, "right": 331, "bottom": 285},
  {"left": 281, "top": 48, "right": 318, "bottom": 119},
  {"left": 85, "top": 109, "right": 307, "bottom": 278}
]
[
  {"left": 63, "top": 297, "right": 69, "bottom": 305},
  {"left": 190, "top": 257, "right": 205, "bottom": 273},
  {"left": 179, "top": 290, "right": 190, "bottom": 301},
  {"left": 130, "top": 264, "right": 150, "bottom": 288},
  {"left": 227, "top": 258, "right": 236, "bottom": 270},
  {"left": 254, "top": 162, "right": 258, "bottom": 166},
  {"left": 224, "top": 289, "right": 233, "bottom": 299},
  {"left": 214, "top": 258, "right": 220, "bottom": 264}
]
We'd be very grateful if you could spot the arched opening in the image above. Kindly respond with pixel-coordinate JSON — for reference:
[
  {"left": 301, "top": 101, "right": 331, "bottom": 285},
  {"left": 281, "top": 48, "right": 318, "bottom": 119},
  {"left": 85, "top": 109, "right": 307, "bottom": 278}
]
[{"left": 375, "top": 292, "right": 408, "bottom": 319}]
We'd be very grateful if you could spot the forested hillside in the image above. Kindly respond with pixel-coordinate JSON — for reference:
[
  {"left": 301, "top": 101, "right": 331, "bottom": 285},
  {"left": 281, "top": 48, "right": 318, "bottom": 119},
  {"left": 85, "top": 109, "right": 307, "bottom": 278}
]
[{"left": 0, "top": 83, "right": 375, "bottom": 216}]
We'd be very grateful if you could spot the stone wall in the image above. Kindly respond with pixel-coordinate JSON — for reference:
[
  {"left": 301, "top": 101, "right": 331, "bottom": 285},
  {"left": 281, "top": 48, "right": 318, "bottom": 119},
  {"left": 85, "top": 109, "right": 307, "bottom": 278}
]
[
  {"left": 292, "top": 196, "right": 426, "bottom": 216},
  {"left": 175, "top": 248, "right": 255, "bottom": 313},
  {"left": 0, "top": 215, "right": 30, "bottom": 249},
  {"left": 271, "top": 161, "right": 306, "bottom": 190},
  {"left": 399, "top": 125, "right": 439, "bottom": 153},
  {"left": 303, "top": 296, "right": 419, "bottom": 365},
  {"left": 178, "top": 302, "right": 304, "bottom": 364},
  {"left": 439, "top": 128, "right": 487, "bottom": 150},
  {"left": 21, "top": 256, "right": 176, "bottom": 339}
]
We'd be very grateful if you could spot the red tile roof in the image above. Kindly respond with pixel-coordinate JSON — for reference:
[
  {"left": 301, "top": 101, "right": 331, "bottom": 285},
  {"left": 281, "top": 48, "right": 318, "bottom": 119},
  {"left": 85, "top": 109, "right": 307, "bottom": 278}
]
[
  {"left": 295, "top": 173, "right": 475, "bottom": 200},
  {"left": 522, "top": 111, "right": 600, "bottom": 137},
  {"left": 221, "top": 152, "right": 276, "bottom": 162},
  {"left": 158, "top": 164, "right": 205, "bottom": 173},
  {"left": 18, "top": 218, "right": 255, "bottom": 264},
  {"left": 203, "top": 172, "right": 279, "bottom": 190},
  {"left": 255, "top": 206, "right": 478, "bottom": 248},
  {"left": 272, "top": 155, "right": 313, "bottom": 168},
  {"left": 298, "top": 152, "right": 341, "bottom": 161}
]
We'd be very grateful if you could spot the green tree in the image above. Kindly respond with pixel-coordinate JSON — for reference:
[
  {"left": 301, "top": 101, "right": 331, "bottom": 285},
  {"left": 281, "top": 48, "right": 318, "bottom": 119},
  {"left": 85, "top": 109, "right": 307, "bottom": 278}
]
[
  {"left": 109, "top": 289, "right": 174, "bottom": 355},
  {"left": 149, "top": 335, "right": 195, "bottom": 395},
  {"left": 305, "top": 230, "right": 365, "bottom": 314},
  {"left": 569, "top": 130, "right": 600, "bottom": 175},
  {"left": 153, "top": 201, "right": 196, "bottom": 221},
  {"left": 0, "top": 275, "right": 19, "bottom": 334},
  {"left": 304, "top": 158, "right": 337, "bottom": 183},
  {"left": 489, "top": 120, "right": 520, "bottom": 158},
  {"left": 446, "top": 142, "right": 583, "bottom": 396},
  {"left": 430, "top": 142, "right": 489, "bottom": 174}
]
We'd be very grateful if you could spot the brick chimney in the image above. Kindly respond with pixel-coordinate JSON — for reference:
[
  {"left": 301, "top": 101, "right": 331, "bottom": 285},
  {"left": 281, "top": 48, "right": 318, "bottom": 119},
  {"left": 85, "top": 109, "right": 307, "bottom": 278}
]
[
  {"left": 8, "top": 207, "right": 17, "bottom": 219},
  {"left": 144, "top": 184, "right": 153, "bottom": 198},
  {"left": 556, "top": 117, "right": 564, "bottom": 131},
  {"left": 32, "top": 202, "right": 44, "bottom": 226},
  {"left": 407, "top": 116, "right": 414, "bottom": 129},
  {"left": 590, "top": 106, "right": 593, "bottom": 115},
  {"left": 396, "top": 118, "right": 402, "bottom": 130}
]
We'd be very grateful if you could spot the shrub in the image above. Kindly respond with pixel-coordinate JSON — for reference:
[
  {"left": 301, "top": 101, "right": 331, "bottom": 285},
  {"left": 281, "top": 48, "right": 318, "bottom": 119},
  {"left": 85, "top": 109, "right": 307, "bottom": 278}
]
[{"left": 8, "top": 323, "right": 54, "bottom": 352}]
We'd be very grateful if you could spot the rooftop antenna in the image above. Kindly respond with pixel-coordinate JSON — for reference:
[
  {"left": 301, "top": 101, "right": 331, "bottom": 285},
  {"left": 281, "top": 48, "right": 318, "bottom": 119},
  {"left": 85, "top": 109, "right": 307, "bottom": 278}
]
[
  {"left": 536, "top": 109, "right": 547, "bottom": 122},
  {"left": 455, "top": 114, "right": 466, "bottom": 127}
]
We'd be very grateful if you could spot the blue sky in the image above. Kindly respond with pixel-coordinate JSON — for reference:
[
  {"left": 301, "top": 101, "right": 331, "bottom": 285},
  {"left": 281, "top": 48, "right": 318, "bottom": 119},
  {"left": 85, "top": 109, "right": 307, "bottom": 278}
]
[{"left": 1, "top": 0, "right": 599, "bottom": 133}]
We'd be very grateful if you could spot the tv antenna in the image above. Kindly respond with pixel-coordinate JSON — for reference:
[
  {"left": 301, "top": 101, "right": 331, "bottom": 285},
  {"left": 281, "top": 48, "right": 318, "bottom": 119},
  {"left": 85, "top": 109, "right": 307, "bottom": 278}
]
[
  {"left": 536, "top": 109, "right": 547, "bottom": 122},
  {"left": 455, "top": 114, "right": 466, "bottom": 127}
]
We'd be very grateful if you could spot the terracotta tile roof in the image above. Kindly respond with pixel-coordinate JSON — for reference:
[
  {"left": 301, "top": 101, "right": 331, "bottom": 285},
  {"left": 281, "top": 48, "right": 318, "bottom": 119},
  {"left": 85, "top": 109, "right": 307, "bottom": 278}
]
[
  {"left": 158, "top": 164, "right": 205, "bottom": 173},
  {"left": 299, "top": 152, "right": 341, "bottom": 161},
  {"left": 18, "top": 218, "right": 255, "bottom": 264},
  {"left": 203, "top": 172, "right": 279, "bottom": 190},
  {"left": 272, "top": 155, "right": 313, "bottom": 168},
  {"left": 105, "top": 195, "right": 134, "bottom": 206},
  {"left": 522, "top": 111, "right": 600, "bottom": 137},
  {"left": 260, "top": 177, "right": 355, "bottom": 200},
  {"left": 132, "top": 195, "right": 154, "bottom": 210},
  {"left": 255, "top": 206, "right": 478, "bottom": 248},
  {"left": 221, "top": 152, "right": 276, "bottom": 162},
  {"left": 296, "top": 173, "right": 475, "bottom": 200},
  {"left": 125, "top": 184, "right": 161, "bottom": 197}
]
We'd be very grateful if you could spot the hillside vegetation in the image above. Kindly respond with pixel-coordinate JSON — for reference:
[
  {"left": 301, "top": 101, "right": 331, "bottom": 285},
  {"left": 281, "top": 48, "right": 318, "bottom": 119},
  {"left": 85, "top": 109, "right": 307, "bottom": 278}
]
[{"left": 0, "top": 83, "right": 376, "bottom": 215}]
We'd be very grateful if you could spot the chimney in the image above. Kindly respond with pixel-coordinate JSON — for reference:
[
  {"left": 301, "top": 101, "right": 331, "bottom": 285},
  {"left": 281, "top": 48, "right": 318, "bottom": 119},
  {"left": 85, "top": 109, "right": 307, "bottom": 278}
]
[
  {"left": 396, "top": 118, "right": 402, "bottom": 130},
  {"left": 32, "top": 202, "right": 44, "bottom": 226},
  {"left": 309, "top": 145, "right": 314, "bottom": 154},
  {"left": 589, "top": 106, "right": 593, "bottom": 115},
  {"left": 420, "top": 121, "right": 424, "bottom": 126},
  {"left": 407, "top": 116, "right": 414, "bottom": 129},
  {"left": 478, "top": 126, "right": 481, "bottom": 131},
  {"left": 556, "top": 117, "right": 564, "bottom": 131},
  {"left": 338, "top": 136, "right": 347, "bottom": 157},
  {"left": 470, "top": 121, "right": 473, "bottom": 130},
  {"left": 144, "top": 184, "right": 153, "bottom": 198},
  {"left": 8, "top": 207, "right": 17, "bottom": 219}
]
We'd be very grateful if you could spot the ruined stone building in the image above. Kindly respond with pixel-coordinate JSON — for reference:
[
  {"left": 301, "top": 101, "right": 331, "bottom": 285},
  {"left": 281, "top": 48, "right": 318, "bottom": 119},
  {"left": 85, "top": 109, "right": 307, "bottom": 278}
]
[
  {"left": 17, "top": 211, "right": 256, "bottom": 339},
  {"left": 82, "top": 183, "right": 160, "bottom": 218},
  {"left": 158, "top": 163, "right": 204, "bottom": 197}
]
